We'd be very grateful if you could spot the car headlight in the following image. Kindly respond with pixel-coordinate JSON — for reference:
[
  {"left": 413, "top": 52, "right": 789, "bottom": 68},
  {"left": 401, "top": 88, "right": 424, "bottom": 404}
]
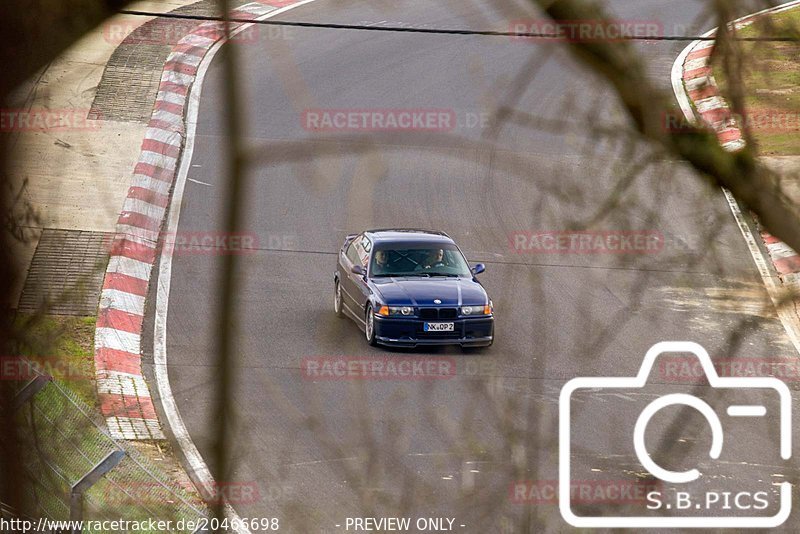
[
  {"left": 378, "top": 306, "right": 415, "bottom": 316},
  {"left": 461, "top": 302, "right": 492, "bottom": 315}
]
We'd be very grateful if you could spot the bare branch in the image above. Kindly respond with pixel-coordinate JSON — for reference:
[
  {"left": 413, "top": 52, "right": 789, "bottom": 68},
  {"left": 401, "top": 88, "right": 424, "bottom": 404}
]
[{"left": 532, "top": 0, "right": 800, "bottom": 254}]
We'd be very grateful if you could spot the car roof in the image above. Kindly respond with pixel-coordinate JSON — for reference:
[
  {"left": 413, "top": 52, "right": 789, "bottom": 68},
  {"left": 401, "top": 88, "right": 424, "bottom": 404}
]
[{"left": 364, "top": 228, "right": 454, "bottom": 245}]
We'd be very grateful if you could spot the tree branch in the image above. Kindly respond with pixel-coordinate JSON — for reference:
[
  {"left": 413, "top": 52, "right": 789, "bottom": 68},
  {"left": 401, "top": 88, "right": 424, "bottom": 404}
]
[{"left": 534, "top": 0, "right": 800, "bottom": 254}]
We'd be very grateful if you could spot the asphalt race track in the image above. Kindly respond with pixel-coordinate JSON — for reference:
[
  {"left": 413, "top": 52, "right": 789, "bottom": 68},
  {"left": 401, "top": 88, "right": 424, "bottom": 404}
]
[{"left": 156, "top": 0, "right": 800, "bottom": 531}]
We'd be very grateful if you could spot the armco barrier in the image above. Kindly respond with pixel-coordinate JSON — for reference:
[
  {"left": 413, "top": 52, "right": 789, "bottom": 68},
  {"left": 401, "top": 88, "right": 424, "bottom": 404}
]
[{"left": 11, "top": 359, "right": 206, "bottom": 533}]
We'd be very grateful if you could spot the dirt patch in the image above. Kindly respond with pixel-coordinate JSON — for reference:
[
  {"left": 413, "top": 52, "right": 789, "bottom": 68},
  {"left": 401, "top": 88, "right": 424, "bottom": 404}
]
[
  {"left": 128, "top": 441, "right": 207, "bottom": 509},
  {"left": 658, "top": 282, "right": 775, "bottom": 318}
]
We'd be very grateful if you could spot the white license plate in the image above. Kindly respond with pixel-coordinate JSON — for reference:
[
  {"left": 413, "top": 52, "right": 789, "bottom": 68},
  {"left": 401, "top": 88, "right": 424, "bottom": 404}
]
[{"left": 424, "top": 322, "right": 454, "bottom": 332}]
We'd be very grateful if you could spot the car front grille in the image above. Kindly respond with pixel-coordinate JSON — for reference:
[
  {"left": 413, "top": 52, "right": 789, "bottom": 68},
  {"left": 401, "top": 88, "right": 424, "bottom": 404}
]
[
  {"left": 419, "top": 308, "right": 437, "bottom": 320},
  {"left": 439, "top": 308, "right": 457, "bottom": 319},
  {"left": 419, "top": 307, "right": 457, "bottom": 320}
]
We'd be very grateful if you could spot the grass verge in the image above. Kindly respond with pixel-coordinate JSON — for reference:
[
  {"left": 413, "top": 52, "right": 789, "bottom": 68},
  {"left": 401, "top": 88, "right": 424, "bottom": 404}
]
[
  {"left": 12, "top": 312, "right": 208, "bottom": 530},
  {"left": 712, "top": 8, "right": 800, "bottom": 155},
  {"left": 13, "top": 313, "right": 97, "bottom": 406}
]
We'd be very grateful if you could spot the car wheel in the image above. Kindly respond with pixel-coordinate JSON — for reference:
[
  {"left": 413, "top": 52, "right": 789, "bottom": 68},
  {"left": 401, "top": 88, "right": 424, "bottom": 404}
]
[
  {"left": 365, "top": 304, "right": 378, "bottom": 346},
  {"left": 334, "top": 280, "right": 343, "bottom": 317}
]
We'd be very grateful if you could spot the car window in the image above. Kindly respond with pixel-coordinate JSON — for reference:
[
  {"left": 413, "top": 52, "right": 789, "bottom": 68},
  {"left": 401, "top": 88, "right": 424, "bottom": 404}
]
[
  {"left": 360, "top": 235, "right": 372, "bottom": 253},
  {"left": 370, "top": 244, "right": 471, "bottom": 277},
  {"left": 345, "top": 235, "right": 361, "bottom": 265},
  {"left": 354, "top": 236, "right": 371, "bottom": 267}
]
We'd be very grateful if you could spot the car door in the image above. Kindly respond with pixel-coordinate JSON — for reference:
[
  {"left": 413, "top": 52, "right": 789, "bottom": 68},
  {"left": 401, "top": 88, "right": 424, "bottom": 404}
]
[
  {"left": 351, "top": 235, "right": 373, "bottom": 312},
  {"left": 341, "top": 234, "right": 368, "bottom": 314}
]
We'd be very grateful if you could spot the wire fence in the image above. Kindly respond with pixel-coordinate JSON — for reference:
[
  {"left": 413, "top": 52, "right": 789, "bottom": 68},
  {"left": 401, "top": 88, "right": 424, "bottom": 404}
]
[{"left": 12, "top": 359, "right": 207, "bottom": 533}]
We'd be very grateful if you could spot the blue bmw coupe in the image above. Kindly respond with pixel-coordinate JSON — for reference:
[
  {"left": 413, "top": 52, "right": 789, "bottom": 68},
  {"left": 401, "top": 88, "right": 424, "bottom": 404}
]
[{"left": 334, "top": 229, "right": 494, "bottom": 348}]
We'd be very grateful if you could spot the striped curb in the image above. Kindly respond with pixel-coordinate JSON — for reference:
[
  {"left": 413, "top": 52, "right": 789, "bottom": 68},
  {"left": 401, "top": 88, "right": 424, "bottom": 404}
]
[
  {"left": 95, "top": 0, "right": 292, "bottom": 440},
  {"left": 678, "top": 0, "right": 800, "bottom": 290}
]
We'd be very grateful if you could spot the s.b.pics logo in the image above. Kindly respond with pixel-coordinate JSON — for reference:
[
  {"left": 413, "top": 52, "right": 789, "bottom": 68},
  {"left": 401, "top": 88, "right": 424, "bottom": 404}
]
[{"left": 559, "top": 342, "right": 792, "bottom": 528}]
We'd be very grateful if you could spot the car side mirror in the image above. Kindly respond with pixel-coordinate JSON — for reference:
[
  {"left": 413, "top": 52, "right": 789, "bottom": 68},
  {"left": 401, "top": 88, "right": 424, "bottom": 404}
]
[
  {"left": 471, "top": 263, "right": 485, "bottom": 275},
  {"left": 351, "top": 264, "right": 366, "bottom": 276}
]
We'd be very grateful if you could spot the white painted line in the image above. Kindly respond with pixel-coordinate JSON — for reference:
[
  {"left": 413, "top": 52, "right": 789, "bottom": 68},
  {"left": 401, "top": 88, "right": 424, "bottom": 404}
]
[
  {"left": 95, "top": 327, "right": 141, "bottom": 354},
  {"left": 156, "top": 90, "right": 187, "bottom": 106},
  {"left": 131, "top": 173, "right": 173, "bottom": 195},
  {"left": 695, "top": 95, "right": 728, "bottom": 113},
  {"left": 106, "top": 255, "right": 153, "bottom": 281},
  {"left": 107, "top": 416, "right": 165, "bottom": 440},
  {"left": 767, "top": 241, "right": 799, "bottom": 261},
  {"left": 693, "top": 39, "right": 716, "bottom": 51},
  {"left": 727, "top": 405, "right": 767, "bottom": 417},
  {"left": 180, "top": 33, "right": 218, "bottom": 47},
  {"left": 684, "top": 75, "right": 714, "bottom": 92},
  {"left": 771, "top": 0, "right": 800, "bottom": 14},
  {"left": 670, "top": 1, "right": 800, "bottom": 356},
  {"left": 671, "top": 37, "right": 713, "bottom": 123},
  {"left": 684, "top": 57, "right": 709, "bottom": 72},
  {"left": 722, "top": 139, "right": 746, "bottom": 151},
  {"left": 784, "top": 272, "right": 800, "bottom": 289},
  {"left": 96, "top": 369, "right": 145, "bottom": 381},
  {"left": 115, "top": 224, "right": 161, "bottom": 243},
  {"left": 188, "top": 177, "right": 213, "bottom": 186},
  {"left": 160, "top": 70, "right": 195, "bottom": 87},
  {"left": 235, "top": 3, "right": 276, "bottom": 16},
  {"left": 166, "top": 51, "right": 205, "bottom": 67},
  {"left": 721, "top": 188, "right": 800, "bottom": 351},
  {"left": 151, "top": 108, "right": 185, "bottom": 124},
  {"left": 144, "top": 127, "right": 183, "bottom": 146},
  {"left": 110, "top": 231, "right": 158, "bottom": 248},
  {"left": 122, "top": 197, "right": 167, "bottom": 221},
  {"left": 140, "top": 150, "right": 179, "bottom": 168},
  {"left": 98, "top": 373, "right": 152, "bottom": 397},
  {"left": 153, "top": 2, "right": 321, "bottom": 532},
  {"left": 100, "top": 288, "right": 147, "bottom": 316}
]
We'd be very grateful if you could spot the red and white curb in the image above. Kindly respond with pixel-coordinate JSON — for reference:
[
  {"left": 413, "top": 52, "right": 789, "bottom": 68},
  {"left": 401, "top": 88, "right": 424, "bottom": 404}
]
[
  {"left": 673, "top": 0, "right": 800, "bottom": 292},
  {"left": 151, "top": 2, "right": 319, "bottom": 531},
  {"left": 95, "top": 0, "right": 292, "bottom": 440}
]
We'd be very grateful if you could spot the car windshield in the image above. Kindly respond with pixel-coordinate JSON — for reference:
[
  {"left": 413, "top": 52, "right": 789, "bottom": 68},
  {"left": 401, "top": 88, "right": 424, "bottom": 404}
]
[{"left": 370, "top": 244, "right": 471, "bottom": 277}]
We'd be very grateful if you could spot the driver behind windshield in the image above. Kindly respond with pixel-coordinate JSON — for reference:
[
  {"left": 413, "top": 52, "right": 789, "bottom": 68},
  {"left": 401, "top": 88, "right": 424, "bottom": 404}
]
[
  {"left": 423, "top": 248, "right": 445, "bottom": 269},
  {"left": 372, "top": 249, "right": 389, "bottom": 274},
  {"left": 371, "top": 246, "right": 469, "bottom": 276}
]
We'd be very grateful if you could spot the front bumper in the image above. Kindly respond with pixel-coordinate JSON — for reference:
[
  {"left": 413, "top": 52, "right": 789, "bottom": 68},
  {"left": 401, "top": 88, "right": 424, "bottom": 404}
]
[{"left": 373, "top": 315, "right": 494, "bottom": 347}]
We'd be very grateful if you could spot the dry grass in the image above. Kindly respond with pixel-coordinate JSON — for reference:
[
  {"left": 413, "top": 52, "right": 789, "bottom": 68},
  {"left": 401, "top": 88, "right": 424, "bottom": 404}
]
[
  {"left": 14, "top": 313, "right": 97, "bottom": 406},
  {"left": 713, "top": 9, "right": 800, "bottom": 155}
]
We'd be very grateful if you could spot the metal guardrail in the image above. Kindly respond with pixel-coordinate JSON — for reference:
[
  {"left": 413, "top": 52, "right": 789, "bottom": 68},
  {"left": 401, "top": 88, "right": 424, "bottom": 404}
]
[{"left": 11, "top": 358, "right": 208, "bottom": 533}]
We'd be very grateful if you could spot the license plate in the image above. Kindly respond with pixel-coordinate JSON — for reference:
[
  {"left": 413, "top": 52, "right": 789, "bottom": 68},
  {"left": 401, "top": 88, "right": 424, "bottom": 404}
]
[{"left": 424, "top": 322, "right": 454, "bottom": 332}]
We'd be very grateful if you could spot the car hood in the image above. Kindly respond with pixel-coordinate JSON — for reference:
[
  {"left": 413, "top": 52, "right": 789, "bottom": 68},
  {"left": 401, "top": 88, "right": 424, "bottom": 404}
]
[{"left": 372, "top": 277, "right": 487, "bottom": 306}]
